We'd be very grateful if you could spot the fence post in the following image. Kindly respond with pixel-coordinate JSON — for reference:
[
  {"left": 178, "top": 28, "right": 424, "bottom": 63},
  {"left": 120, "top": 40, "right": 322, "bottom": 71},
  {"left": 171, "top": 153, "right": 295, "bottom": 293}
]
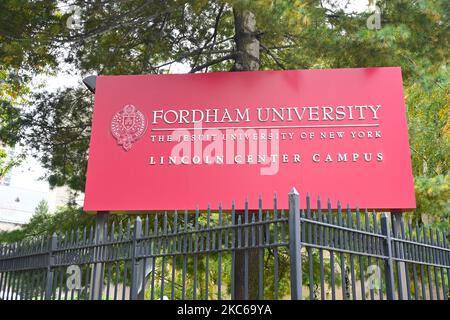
[
  {"left": 45, "top": 233, "right": 57, "bottom": 300},
  {"left": 381, "top": 213, "right": 395, "bottom": 300},
  {"left": 289, "top": 187, "right": 302, "bottom": 300},
  {"left": 130, "top": 217, "right": 142, "bottom": 300}
]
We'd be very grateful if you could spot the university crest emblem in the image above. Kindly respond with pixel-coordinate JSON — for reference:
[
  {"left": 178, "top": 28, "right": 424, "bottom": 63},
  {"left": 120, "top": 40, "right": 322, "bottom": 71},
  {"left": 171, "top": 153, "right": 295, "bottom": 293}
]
[{"left": 111, "top": 105, "right": 147, "bottom": 151}]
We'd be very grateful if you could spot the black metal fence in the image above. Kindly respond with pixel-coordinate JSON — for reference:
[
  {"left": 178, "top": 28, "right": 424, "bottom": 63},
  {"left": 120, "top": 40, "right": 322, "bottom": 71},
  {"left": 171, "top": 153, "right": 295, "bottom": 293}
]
[{"left": 0, "top": 188, "right": 449, "bottom": 300}]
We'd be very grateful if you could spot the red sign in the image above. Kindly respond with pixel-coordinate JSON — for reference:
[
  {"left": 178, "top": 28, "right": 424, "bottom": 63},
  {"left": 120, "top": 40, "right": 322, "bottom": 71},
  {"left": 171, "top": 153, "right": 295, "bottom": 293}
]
[{"left": 84, "top": 67, "right": 416, "bottom": 211}]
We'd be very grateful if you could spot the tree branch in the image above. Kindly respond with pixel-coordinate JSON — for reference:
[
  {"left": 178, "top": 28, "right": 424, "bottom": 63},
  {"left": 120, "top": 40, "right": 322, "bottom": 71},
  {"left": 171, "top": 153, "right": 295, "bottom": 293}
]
[
  {"left": 153, "top": 46, "right": 234, "bottom": 70},
  {"left": 189, "top": 53, "right": 236, "bottom": 73},
  {"left": 59, "top": 4, "right": 178, "bottom": 43},
  {"left": 191, "top": 3, "right": 226, "bottom": 72},
  {"left": 260, "top": 44, "right": 286, "bottom": 70}
]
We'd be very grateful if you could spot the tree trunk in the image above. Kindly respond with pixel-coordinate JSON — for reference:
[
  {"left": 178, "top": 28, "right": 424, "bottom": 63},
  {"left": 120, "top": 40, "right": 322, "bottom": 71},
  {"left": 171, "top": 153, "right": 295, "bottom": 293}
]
[
  {"left": 233, "top": 9, "right": 260, "bottom": 71},
  {"left": 232, "top": 8, "right": 261, "bottom": 300}
]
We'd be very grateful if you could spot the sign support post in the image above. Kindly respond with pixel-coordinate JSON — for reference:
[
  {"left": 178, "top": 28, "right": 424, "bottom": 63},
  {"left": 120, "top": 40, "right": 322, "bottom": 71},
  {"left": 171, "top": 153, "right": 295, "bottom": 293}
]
[
  {"left": 391, "top": 210, "right": 408, "bottom": 300},
  {"left": 233, "top": 210, "right": 259, "bottom": 299},
  {"left": 90, "top": 210, "right": 109, "bottom": 300}
]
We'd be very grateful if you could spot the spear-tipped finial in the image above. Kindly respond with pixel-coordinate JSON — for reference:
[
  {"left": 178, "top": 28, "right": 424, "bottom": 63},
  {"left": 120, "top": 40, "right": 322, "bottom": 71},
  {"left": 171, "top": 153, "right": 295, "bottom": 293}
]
[{"left": 289, "top": 187, "right": 299, "bottom": 195}]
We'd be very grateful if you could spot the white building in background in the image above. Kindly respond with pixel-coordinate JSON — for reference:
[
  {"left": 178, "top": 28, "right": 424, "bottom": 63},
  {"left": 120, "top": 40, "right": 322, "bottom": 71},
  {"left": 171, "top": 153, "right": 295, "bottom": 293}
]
[
  {"left": 0, "top": 185, "right": 47, "bottom": 231},
  {"left": 0, "top": 148, "right": 48, "bottom": 231},
  {"left": 47, "top": 185, "right": 84, "bottom": 213},
  {"left": 0, "top": 148, "right": 84, "bottom": 232}
]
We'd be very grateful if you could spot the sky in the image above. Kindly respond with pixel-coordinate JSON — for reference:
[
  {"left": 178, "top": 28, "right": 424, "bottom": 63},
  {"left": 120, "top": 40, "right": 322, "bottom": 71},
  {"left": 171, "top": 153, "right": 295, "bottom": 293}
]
[{"left": 10, "top": 0, "right": 370, "bottom": 194}]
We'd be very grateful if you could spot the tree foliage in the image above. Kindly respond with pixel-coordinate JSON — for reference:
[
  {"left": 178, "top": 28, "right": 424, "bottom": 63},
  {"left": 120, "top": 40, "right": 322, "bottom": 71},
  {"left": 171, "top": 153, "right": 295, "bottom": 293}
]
[
  {"left": 412, "top": 175, "right": 450, "bottom": 230},
  {"left": 0, "top": 63, "right": 27, "bottom": 176},
  {"left": 0, "top": 201, "right": 93, "bottom": 242},
  {"left": 22, "top": 88, "right": 93, "bottom": 189},
  {"left": 406, "top": 84, "right": 449, "bottom": 177}
]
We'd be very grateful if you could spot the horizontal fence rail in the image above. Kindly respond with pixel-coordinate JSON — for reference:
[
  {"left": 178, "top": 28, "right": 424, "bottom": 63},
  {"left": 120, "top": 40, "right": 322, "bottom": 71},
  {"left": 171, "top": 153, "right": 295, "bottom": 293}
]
[{"left": 0, "top": 189, "right": 449, "bottom": 300}]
